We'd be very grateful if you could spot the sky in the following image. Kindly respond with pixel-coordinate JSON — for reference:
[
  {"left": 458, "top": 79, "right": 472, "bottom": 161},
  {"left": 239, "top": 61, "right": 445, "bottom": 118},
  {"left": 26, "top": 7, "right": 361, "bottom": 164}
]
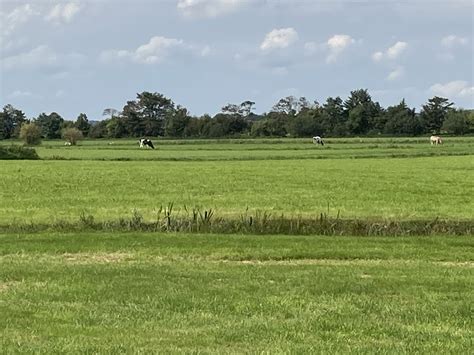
[{"left": 1, "top": 0, "right": 473, "bottom": 120}]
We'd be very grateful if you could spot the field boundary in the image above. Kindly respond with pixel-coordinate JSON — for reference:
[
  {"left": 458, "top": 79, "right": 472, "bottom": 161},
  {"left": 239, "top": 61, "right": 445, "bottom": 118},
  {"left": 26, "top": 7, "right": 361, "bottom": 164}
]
[{"left": 2, "top": 208, "right": 472, "bottom": 236}]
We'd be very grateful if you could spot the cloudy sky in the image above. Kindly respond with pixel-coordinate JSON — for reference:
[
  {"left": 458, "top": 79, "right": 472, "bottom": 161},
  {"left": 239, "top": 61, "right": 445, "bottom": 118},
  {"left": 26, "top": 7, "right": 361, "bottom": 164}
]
[{"left": 1, "top": 0, "right": 473, "bottom": 120}]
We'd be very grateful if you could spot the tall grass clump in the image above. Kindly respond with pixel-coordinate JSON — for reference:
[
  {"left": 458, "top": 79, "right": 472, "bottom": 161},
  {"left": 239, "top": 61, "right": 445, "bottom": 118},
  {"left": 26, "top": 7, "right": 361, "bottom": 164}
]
[
  {"left": 0, "top": 207, "right": 471, "bottom": 236},
  {"left": 0, "top": 145, "right": 40, "bottom": 160}
]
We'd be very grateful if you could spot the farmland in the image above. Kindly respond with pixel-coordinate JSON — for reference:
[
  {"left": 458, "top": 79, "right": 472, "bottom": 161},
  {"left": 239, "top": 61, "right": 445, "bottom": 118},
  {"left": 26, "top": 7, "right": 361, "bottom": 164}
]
[
  {"left": 0, "top": 137, "right": 473, "bottom": 352},
  {"left": 1, "top": 137, "right": 473, "bottom": 226}
]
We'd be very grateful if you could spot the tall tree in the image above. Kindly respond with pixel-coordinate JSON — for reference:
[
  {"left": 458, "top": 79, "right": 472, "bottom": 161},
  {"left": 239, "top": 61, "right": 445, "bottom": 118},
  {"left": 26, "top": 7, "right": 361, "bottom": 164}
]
[
  {"left": 344, "top": 89, "right": 382, "bottom": 134},
  {"left": 75, "top": 113, "right": 91, "bottom": 137},
  {"left": 420, "top": 96, "right": 454, "bottom": 133},
  {"left": 239, "top": 101, "right": 256, "bottom": 117},
  {"left": 383, "top": 100, "right": 422, "bottom": 135},
  {"left": 221, "top": 104, "right": 241, "bottom": 115},
  {"left": 442, "top": 109, "right": 471, "bottom": 135},
  {"left": 121, "top": 92, "right": 175, "bottom": 137},
  {"left": 321, "top": 96, "right": 346, "bottom": 135},
  {"left": 165, "top": 106, "right": 190, "bottom": 137},
  {"left": 0, "top": 104, "right": 27, "bottom": 139},
  {"left": 35, "top": 112, "right": 64, "bottom": 139},
  {"left": 102, "top": 108, "right": 120, "bottom": 119}
]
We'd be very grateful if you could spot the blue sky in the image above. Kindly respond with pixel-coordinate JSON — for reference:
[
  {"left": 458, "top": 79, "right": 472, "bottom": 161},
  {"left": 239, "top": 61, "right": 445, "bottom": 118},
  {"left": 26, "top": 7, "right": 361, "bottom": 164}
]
[{"left": 1, "top": 0, "right": 473, "bottom": 120}]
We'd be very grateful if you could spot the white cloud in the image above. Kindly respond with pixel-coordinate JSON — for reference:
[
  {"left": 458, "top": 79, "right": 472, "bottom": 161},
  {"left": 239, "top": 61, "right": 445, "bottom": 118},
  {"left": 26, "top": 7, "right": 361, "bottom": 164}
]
[
  {"left": 100, "top": 36, "right": 207, "bottom": 64},
  {"left": 372, "top": 51, "right": 383, "bottom": 62},
  {"left": 2, "top": 45, "right": 58, "bottom": 70},
  {"left": 326, "top": 34, "right": 354, "bottom": 63},
  {"left": 441, "top": 35, "right": 468, "bottom": 48},
  {"left": 177, "top": 0, "right": 249, "bottom": 18},
  {"left": 372, "top": 41, "right": 408, "bottom": 62},
  {"left": 1, "top": 3, "right": 38, "bottom": 36},
  {"left": 1, "top": 45, "right": 86, "bottom": 71},
  {"left": 45, "top": 2, "right": 82, "bottom": 24},
  {"left": 0, "top": 3, "right": 39, "bottom": 47},
  {"left": 260, "top": 28, "right": 298, "bottom": 51},
  {"left": 430, "top": 80, "right": 474, "bottom": 98},
  {"left": 7, "top": 90, "right": 33, "bottom": 99},
  {"left": 387, "top": 41, "right": 407, "bottom": 59},
  {"left": 387, "top": 66, "right": 404, "bottom": 81}
]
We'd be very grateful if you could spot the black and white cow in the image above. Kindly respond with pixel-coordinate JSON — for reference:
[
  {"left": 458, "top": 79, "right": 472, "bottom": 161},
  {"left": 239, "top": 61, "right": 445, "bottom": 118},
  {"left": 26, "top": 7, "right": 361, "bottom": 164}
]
[
  {"left": 312, "top": 136, "right": 324, "bottom": 146},
  {"left": 139, "top": 138, "right": 155, "bottom": 149}
]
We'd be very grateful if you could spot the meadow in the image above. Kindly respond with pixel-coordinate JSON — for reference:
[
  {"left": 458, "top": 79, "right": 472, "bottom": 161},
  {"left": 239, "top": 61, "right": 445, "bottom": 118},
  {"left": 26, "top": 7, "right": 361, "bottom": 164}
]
[
  {"left": 1, "top": 137, "right": 473, "bottom": 226},
  {"left": 1, "top": 233, "right": 472, "bottom": 353},
  {"left": 0, "top": 137, "right": 473, "bottom": 352}
]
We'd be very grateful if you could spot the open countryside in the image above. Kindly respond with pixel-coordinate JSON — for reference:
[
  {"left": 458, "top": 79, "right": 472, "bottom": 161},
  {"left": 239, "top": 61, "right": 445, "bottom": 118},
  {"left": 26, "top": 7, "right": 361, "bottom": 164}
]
[
  {"left": 1, "top": 136, "right": 473, "bottom": 352},
  {"left": 1, "top": 0, "right": 473, "bottom": 352}
]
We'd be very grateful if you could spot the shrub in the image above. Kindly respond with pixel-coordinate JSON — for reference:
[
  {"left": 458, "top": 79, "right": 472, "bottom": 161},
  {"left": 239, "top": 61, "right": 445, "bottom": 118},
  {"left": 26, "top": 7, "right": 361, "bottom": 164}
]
[
  {"left": 19, "top": 123, "right": 42, "bottom": 145},
  {"left": 0, "top": 145, "right": 40, "bottom": 160},
  {"left": 62, "top": 127, "right": 84, "bottom": 145}
]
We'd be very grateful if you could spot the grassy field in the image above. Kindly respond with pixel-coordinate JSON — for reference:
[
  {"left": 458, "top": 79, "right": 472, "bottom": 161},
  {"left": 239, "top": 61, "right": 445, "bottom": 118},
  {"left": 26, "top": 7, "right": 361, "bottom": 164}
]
[
  {"left": 2, "top": 136, "right": 474, "bottom": 161},
  {"left": 1, "top": 233, "right": 472, "bottom": 353},
  {"left": 1, "top": 138, "right": 473, "bottom": 225},
  {"left": 1, "top": 137, "right": 473, "bottom": 352}
]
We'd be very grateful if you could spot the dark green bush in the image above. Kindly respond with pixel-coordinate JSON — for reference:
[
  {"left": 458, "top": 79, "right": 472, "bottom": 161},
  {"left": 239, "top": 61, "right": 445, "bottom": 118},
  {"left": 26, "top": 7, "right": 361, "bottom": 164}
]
[{"left": 0, "top": 145, "right": 40, "bottom": 160}]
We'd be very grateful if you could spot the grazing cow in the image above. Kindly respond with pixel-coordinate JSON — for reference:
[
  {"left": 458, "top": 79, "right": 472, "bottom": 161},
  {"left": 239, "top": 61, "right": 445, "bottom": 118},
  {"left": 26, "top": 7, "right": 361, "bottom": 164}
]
[
  {"left": 312, "top": 136, "right": 324, "bottom": 146},
  {"left": 139, "top": 138, "right": 155, "bottom": 149},
  {"left": 64, "top": 141, "right": 72, "bottom": 146},
  {"left": 430, "top": 135, "right": 442, "bottom": 145}
]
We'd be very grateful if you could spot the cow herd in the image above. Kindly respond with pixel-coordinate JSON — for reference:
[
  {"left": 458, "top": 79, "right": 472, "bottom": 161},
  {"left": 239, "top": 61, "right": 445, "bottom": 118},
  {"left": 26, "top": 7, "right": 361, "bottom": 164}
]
[{"left": 62, "top": 136, "right": 444, "bottom": 148}]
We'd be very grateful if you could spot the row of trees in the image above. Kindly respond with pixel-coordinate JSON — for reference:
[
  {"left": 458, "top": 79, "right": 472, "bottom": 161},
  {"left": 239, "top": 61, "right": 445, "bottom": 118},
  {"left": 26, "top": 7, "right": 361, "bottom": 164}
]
[{"left": 1, "top": 90, "right": 473, "bottom": 143}]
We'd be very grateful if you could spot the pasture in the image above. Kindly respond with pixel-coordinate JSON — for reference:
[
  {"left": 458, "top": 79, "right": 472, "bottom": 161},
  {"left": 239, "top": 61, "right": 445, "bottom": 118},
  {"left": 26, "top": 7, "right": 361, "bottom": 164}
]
[
  {"left": 1, "top": 137, "right": 473, "bottom": 226},
  {"left": 1, "top": 137, "right": 473, "bottom": 352},
  {"left": 0, "top": 233, "right": 472, "bottom": 353}
]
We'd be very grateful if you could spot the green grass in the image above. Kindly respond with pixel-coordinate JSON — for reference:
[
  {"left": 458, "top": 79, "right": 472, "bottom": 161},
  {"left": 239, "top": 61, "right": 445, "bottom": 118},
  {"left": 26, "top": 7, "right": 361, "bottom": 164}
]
[
  {"left": 2, "top": 137, "right": 474, "bottom": 161},
  {"left": 1, "top": 155, "right": 473, "bottom": 224},
  {"left": 0, "top": 233, "right": 472, "bottom": 353},
  {"left": 1, "top": 137, "right": 473, "bottom": 351}
]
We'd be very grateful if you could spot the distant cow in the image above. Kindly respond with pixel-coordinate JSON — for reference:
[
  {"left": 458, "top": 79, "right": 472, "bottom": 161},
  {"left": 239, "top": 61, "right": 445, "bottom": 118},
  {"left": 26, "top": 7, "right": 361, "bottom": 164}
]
[
  {"left": 64, "top": 141, "right": 72, "bottom": 146},
  {"left": 312, "top": 136, "right": 324, "bottom": 146},
  {"left": 139, "top": 138, "right": 155, "bottom": 149},
  {"left": 430, "top": 135, "right": 442, "bottom": 145}
]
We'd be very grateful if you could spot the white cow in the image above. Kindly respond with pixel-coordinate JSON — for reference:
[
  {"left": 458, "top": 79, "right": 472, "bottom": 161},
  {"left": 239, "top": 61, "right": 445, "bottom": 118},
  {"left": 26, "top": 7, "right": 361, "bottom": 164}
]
[
  {"left": 139, "top": 138, "right": 155, "bottom": 149},
  {"left": 312, "top": 136, "right": 324, "bottom": 146},
  {"left": 430, "top": 135, "right": 442, "bottom": 145},
  {"left": 64, "top": 141, "right": 72, "bottom": 146}
]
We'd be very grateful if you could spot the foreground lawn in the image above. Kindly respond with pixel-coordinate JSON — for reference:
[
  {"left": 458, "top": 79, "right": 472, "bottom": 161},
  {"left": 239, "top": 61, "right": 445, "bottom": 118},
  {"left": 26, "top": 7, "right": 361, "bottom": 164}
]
[{"left": 1, "top": 233, "right": 472, "bottom": 353}]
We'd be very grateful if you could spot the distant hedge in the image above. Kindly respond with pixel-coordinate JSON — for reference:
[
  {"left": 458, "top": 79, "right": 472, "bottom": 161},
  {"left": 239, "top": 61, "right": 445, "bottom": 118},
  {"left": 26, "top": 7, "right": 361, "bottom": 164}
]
[{"left": 0, "top": 146, "right": 40, "bottom": 160}]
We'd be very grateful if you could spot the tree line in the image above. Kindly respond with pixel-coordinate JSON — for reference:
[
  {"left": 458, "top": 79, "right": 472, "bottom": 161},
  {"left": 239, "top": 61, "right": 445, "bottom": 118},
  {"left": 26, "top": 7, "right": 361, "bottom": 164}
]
[{"left": 1, "top": 89, "right": 473, "bottom": 142}]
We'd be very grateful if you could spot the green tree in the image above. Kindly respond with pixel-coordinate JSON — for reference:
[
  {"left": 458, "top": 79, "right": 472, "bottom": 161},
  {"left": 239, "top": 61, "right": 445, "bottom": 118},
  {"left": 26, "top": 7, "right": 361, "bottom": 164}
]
[
  {"left": 239, "top": 101, "right": 256, "bottom": 117},
  {"left": 0, "top": 104, "right": 27, "bottom": 139},
  {"left": 420, "top": 96, "right": 454, "bottom": 133},
  {"left": 321, "top": 96, "right": 346, "bottom": 135},
  {"left": 35, "top": 112, "right": 64, "bottom": 139},
  {"left": 19, "top": 123, "right": 42, "bottom": 145},
  {"left": 288, "top": 108, "right": 324, "bottom": 137},
  {"left": 75, "top": 113, "right": 91, "bottom": 137},
  {"left": 88, "top": 120, "right": 108, "bottom": 138},
  {"left": 251, "top": 112, "right": 288, "bottom": 137},
  {"left": 344, "top": 89, "right": 382, "bottom": 134},
  {"left": 442, "top": 109, "right": 471, "bottom": 135},
  {"left": 165, "top": 106, "right": 191, "bottom": 137},
  {"left": 62, "top": 127, "right": 84, "bottom": 145},
  {"left": 383, "top": 100, "right": 423, "bottom": 135},
  {"left": 121, "top": 92, "right": 175, "bottom": 137}
]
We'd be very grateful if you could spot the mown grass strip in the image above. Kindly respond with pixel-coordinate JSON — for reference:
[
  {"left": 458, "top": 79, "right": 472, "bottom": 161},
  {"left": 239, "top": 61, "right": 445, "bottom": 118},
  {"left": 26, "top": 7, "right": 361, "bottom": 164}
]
[{"left": 0, "top": 233, "right": 472, "bottom": 353}]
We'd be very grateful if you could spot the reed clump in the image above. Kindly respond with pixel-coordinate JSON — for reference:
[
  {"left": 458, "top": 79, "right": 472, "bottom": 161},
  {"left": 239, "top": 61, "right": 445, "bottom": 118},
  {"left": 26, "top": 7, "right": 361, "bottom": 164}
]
[{"left": 2, "top": 206, "right": 472, "bottom": 236}]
